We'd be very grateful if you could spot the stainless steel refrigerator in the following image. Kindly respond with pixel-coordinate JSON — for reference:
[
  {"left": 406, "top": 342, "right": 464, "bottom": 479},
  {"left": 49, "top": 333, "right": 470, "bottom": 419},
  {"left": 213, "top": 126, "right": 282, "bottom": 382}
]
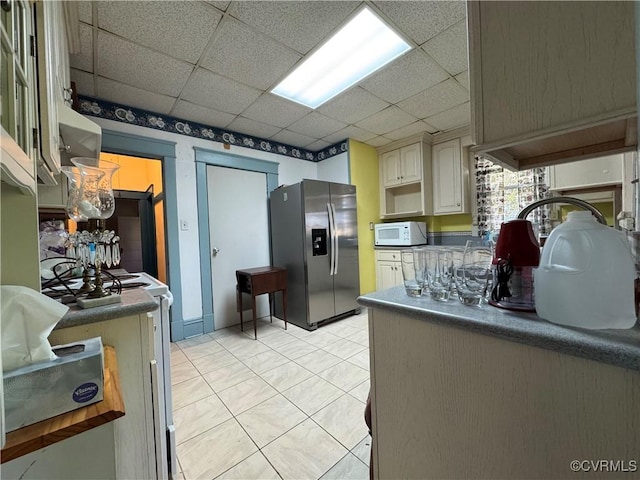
[{"left": 270, "top": 180, "right": 360, "bottom": 330}]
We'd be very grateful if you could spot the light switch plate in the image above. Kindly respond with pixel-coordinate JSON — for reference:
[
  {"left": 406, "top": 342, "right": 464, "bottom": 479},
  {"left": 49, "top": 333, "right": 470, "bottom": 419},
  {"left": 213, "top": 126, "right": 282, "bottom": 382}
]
[{"left": 180, "top": 220, "right": 189, "bottom": 231}]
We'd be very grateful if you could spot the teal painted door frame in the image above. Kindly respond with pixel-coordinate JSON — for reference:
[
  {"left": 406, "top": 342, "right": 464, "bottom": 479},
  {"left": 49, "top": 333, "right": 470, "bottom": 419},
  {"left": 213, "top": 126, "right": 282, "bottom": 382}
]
[
  {"left": 100, "top": 130, "right": 186, "bottom": 341},
  {"left": 194, "top": 147, "right": 278, "bottom": 333}
]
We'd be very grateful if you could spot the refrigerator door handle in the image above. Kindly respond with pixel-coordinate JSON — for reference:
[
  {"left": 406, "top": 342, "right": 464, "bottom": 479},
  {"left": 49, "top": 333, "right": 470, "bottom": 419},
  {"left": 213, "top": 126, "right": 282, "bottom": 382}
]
[
  {"left": 331, "top": 203, "right": 339, "bottom": 275},
  {"left": 327, "top": 202, "right": 336, "bottom": 275}
]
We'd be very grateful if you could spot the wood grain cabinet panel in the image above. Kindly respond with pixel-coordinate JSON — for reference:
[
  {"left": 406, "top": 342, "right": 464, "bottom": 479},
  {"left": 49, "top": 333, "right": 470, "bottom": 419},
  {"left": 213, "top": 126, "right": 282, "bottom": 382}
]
[{"left": 468, "top": 1, "right": 636, "bottom": 170}]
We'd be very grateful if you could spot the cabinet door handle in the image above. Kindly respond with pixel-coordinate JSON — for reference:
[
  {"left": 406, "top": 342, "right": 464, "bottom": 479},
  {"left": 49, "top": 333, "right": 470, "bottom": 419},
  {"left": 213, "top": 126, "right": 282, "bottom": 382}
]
[{"left": 457, "top": 202, "right": 461, "bottom": 206}]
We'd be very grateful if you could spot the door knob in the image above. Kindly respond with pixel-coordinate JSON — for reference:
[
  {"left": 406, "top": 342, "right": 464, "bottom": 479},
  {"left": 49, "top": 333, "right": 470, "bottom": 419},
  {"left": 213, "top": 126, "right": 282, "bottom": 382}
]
[{"left": 212, "top": 247, "right": 220, "bottom": 257}]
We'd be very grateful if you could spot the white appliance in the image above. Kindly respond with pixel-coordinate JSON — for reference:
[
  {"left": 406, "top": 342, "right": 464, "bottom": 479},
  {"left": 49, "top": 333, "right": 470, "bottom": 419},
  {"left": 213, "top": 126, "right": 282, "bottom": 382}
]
[
  {"left": 121, "top": 272, "right": 176, "bottom": 480},
  {"left": 375, "top": 221, "right": 428, "bottom": 246}
]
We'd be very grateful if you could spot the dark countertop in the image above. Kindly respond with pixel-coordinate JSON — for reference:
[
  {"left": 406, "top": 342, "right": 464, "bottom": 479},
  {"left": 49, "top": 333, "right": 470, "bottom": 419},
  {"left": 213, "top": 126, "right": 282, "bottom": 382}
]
[
  {"left": 55, "top": 288, "right": 158, "bottom": 330},
  {"left": 358, "top": 286, "right": 640, "bottom": 372}
]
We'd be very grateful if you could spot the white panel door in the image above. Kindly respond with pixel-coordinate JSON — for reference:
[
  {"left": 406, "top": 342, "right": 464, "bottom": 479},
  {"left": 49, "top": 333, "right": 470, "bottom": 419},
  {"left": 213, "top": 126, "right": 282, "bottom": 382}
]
[{"left": 207, "top": 166, "right": 270, "bottom": 329}]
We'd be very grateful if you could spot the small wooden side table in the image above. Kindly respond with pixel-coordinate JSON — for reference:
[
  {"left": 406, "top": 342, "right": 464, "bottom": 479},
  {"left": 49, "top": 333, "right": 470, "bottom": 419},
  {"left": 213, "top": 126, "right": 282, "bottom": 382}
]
[{"left": 236, "top": 266, "right": 287, "bottom": 340}]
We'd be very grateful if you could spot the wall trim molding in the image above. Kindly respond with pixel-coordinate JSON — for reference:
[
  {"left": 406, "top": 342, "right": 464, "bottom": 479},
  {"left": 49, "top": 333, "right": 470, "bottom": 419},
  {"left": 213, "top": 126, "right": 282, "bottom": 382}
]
[{"left": 79, "top": 95, "right": 348, "bottom": 163}]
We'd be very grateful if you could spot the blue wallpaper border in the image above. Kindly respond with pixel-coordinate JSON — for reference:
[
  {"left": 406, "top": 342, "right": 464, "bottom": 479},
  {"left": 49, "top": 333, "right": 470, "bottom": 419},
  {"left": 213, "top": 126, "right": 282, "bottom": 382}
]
[{"left": 77, "top": 96, "right": 348, "bottom": 163}]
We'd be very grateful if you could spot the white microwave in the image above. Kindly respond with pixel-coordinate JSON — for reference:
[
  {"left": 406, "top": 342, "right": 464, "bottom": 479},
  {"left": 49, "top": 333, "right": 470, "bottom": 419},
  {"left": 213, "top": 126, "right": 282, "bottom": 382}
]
[{"left": 374, "top": 221, "right": 427, "bottom": 246}]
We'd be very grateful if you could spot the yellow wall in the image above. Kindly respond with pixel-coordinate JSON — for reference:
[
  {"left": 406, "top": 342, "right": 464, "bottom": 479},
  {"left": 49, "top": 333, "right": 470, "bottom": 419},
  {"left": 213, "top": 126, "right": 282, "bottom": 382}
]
[
  {"left": 101, "top": 153, "right": 163, "bottom": 194},
  {"left": 560, "top": 202, "right": 615, "bottom": 226},
  {"left": 427, "top": 214, "right": 474, "bottom": 233},
  {"left": 99, "top": 153, "right": 166, "bottom": 283},
  {"left": 349, "top": 140, "right": 380, "bottom": 294}
]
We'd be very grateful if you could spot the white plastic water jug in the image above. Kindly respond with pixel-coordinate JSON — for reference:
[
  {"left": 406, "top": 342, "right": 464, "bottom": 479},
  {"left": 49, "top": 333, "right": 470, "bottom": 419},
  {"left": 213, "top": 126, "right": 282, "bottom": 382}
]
[{"left": 534, "top": 211, "right": 637, "bottom": 329}]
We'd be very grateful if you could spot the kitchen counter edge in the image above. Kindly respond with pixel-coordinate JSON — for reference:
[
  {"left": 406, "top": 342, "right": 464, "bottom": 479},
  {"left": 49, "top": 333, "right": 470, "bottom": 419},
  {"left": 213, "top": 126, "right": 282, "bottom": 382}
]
[
  {"left": 55, "top": 288, "right": 158, "bottom": 330},
  {"left": 357, "top": 286, "right": 640, "bottom": 372}
]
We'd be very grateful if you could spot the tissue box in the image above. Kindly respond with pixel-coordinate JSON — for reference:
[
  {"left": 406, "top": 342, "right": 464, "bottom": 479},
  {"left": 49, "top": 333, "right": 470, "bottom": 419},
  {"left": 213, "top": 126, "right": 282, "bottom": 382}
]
[{"left": 3, "top": 337, "right": 104, "bottom": 432}]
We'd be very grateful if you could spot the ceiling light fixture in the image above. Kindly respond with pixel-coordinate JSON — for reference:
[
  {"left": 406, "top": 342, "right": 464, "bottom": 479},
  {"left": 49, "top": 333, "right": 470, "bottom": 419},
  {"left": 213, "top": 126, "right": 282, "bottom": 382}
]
[{"left": 271, "top": 7, "right": 411, "bottom": 109}]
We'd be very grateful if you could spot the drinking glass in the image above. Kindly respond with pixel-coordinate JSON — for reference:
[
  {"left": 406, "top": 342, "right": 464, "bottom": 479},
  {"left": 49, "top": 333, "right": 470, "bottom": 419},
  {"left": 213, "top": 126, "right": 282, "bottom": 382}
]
[
  {"left": 448, "top": 247, "right": 465, "bottom": 294},
  {"left": 426, "top": 248, "right": 453, "bottom": 301},
  {"left": 454, "top": 246, "right": 493, "bottom": 306},
  {"left": 401, "top": 250, "right": 422, "bottom": 297},
  {"left": 412, "top": 246, "right": 428, "bottom": 292}
]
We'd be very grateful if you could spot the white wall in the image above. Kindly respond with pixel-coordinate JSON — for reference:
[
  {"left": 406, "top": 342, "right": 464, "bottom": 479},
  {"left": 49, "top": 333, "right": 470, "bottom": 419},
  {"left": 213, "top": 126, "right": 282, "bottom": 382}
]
[
  {"left": 90, "top": 118, "right": 322, "bottom": 327},
  {"left": 317, "top": 151, "right": 349, "bottom": 184}
]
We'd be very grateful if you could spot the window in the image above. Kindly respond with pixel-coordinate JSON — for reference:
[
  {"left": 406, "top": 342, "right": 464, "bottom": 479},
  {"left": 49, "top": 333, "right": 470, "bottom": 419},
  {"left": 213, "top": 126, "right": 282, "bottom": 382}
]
[
  {"left": 1, "top": 0, "right": 34, "bottom": 153},
  {"left": 475, "top": 156, "right": 551, "bottom": 237}
]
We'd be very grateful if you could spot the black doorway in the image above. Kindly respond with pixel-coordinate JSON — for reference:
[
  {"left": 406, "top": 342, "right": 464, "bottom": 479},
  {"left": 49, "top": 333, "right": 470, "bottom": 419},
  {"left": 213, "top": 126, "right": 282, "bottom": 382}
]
[{"left": 105, "top": 188, "right": 157, "bottom": 277}]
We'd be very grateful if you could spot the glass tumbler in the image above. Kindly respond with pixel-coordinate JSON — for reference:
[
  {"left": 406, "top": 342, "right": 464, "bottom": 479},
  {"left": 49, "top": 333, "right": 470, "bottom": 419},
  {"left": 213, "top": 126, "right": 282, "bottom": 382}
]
[
  {"left": 454, "top": 246, "right": 493, "bottom": 306},
  {"left": 401, "top": 250, "right": 422, "bottom": 297},
  {"left": 426, "top": 248, "right": 453, "bottom": 301},
  {"left": 412, "top": 246, "right": 428, "bottom": 292}
]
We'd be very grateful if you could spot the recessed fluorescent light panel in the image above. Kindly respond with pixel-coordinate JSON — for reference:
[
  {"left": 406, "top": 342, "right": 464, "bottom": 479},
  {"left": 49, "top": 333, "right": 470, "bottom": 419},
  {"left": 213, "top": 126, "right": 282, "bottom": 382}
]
[{"left": 271, "top": 7, "right": 411, "bottom": 109}]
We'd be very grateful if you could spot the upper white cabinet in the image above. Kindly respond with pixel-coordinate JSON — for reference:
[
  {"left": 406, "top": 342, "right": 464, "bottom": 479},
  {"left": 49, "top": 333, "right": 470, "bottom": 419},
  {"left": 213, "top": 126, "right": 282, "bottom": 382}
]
[
  {"left": 379, "top": 135, "right": 433, "bottom": 219},
  {"left": 432, "top": 138, "right": 470, "bottom": 215},
  {"left": 548, "top": 154, "right": 624, "bottom": 191},
  {"left": 34, "top": 0, "right": 65, "bottom": 184},
  {"left": 0, "top": 0, "right": 38, "bottom": 195},
  {"left": 33, "top": 1, "right": 101, "bottom": 186},
  {"left": 381, "top": 143, "right": 422, "bottom": 187},
  {"left": 468, "top": 1, "right": 636, "bottom": 171},
  {"left": 37, "top": 173, "right": 68, "bottom": 209}
]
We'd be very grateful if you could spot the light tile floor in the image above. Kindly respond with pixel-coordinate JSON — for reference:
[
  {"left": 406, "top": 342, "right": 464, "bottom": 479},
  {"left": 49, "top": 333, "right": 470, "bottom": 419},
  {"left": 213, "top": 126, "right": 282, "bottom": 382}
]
[{"left": 171, "top": 309, "right": 372, "bottom": 480}]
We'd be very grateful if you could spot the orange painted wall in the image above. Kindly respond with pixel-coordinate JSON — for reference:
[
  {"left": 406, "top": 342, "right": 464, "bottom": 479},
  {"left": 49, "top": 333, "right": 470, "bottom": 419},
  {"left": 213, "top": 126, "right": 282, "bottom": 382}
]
[{"left": 100, "top": 153, "right": 166, "bottom": 282}]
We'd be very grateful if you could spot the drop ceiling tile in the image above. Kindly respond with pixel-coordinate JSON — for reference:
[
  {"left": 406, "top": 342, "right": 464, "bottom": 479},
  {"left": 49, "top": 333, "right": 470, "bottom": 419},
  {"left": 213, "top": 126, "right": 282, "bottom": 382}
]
[
  {"left": 242, "top": 94, "right": 311, "bottom": 128},
  {"left": 200, "top": 17, "right": 301, "bottom": 91},
  {"left": 70, "top": 69, "right": 95, "bottom": 97},
  {"left": 171, "top": 100, "right": 236, "bottom": 129},
  {"left": 270, "top": 129, "right": 317, "bottom": 148},
  {"left": 207, "top": 1, "right": 230, "bottom": 12},
  {"left": 287, "top": 112, "right": 346, "bottom": 139},
  {"left": 425, "top": 102, "right": 470, "bottom": 132},
  {"left": 306, "top": 140, "right": 332, "bottom": 151},
  {"left": 422, "top": 20, "right": 468, "bottom": 76},
  {"left": 366, "top": 136, "right": 393, "bottom": 148},
  {"left": 227, "top": 1, "right": 360, "bottom": 54},
  {"left": 76, "top": 1, "right": 93, "bottom": 25},
  {"left": 323, "top": 125, "right": 377, "bottom": 144},
  {"left": 359, "top": 49, "right": 449, "bottom": 104},
  {"left": 355, "top": 106, "right": 418, "bottom": 136},
  {"left": 397, "top": 79, "right": 469, "bottom": 119},
  {"left": 317, "top": 87, "right": 390, "bottom": 124},
  {"left": 69, "top": 23, "right": 93, "bottom": 72},
  {"left": 96, "top": 1, "right": 221, "bottom": 64},
  {"left": 385, "top": 120, "right": 438, "bottom": 141},
  {"left": 96, "top": 77, "right": 177, "bottom": 115},
  {"left": 455, "top": 70, "right": 470, "bottom": 91},
  {"left": 97, "top": 31, "right": 192, "bottom": 97},
  {"left": 181, "top": 68, "right": 262, "bottom": 115},
  {"left": 227, "top": 117, "right": 282, "bottom": 139},
  {"left": 372, "top": 0, "right": 466, "bottom": 45}
]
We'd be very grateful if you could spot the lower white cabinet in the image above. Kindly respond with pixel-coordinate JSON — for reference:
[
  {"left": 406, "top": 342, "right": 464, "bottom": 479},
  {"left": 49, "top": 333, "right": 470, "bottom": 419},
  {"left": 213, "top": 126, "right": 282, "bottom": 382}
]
[
  {"left": 376, "top": 249, "right": 404, "bottom": 290},
  {"left": 432, "top": 138, "right": 470, "bottom": 215},
  {"left": 48, "top": 312, "right": 158, "bottom": 480}
]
